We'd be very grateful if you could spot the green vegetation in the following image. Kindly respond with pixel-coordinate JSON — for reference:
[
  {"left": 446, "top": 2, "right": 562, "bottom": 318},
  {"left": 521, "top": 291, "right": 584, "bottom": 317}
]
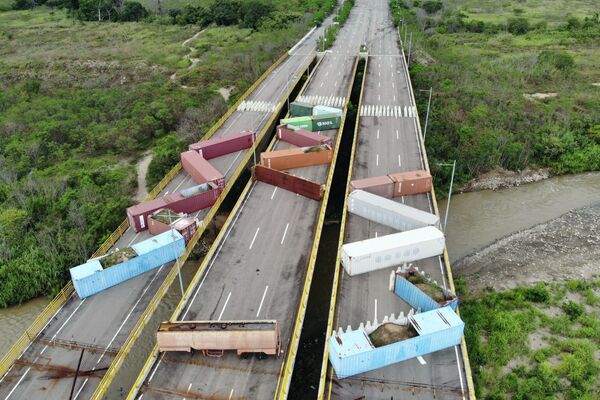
[
  {"left": 457, "top": 279, "right": 600, "bottom": 399},
  {"left": 0, "top": 1, "right": 329, "bottom": 306},
  {"left": 389, "top": 0, "right": 600, "bottom": 191},
  {"left": 318, "top": 0, "right": 355, "bottom": 50}
]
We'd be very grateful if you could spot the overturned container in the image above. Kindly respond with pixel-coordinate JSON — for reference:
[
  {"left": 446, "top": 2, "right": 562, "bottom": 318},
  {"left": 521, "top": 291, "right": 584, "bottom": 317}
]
[
  {"left": 181, "top": 150, "right": 225, "bottom": 188},
  {"left": 391, "top": 265, "right": 458, "bottom": 312},
  {"left": 312, "top": 105, "right": 343, "bottom": 118},
  {"left": 388, "top": 170, "right": 432, "bottom": 197},
  {"left": 260, "top": 144, "right": 333, "bottom": 170},
  {"left": 347, "top": 190, "right": 439, "bottom": 231},
  {"left": 350, "top": 175, "right": 394, "bottom": 199},
  {"left": 148, "top": 208, "right": 198, "bottom": 243},
  {"left": 341, "top": 226, "right": 445, "bottom": 276},
  {"left": 276, "top": 124, "right": 332, "bottom": 148},
  {"left": 252, "top": 165, "right": 324, "bottom": 200},
  {"left": 188, "top": 131, "right": 256, "bottom": 160},
  {"left": 289, "top": 101, "right": 314, "bottom": 117},
  {"left": 311, "top": 113, "right": 341, "bottom": 131},
  {"left": 70, "top": 230, "right": 185, "bottom": 298}
]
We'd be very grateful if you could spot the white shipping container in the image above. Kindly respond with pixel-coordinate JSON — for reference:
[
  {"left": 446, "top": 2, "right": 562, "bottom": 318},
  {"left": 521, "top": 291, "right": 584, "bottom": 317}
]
[
  {"left": 341, "top": 227, "right": 445, "bottom": 276},
  {"left": 313, "top": 105, "right": 343, "bottom": 117},
  {"left": 348, "top": 190, "right": 439, "bottom": 231}
]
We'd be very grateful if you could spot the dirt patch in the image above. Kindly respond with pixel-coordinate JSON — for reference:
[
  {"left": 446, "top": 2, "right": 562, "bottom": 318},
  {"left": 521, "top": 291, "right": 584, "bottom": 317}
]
[
  {"left": 501, "top": 356, "right": 531, "bottom": 374},
  {"left": 529, "top": 328, "right": 550, "bottom": 351},
  {"left": 457, "top": 167, "right": 550, "bottom": 192},
  {"left": 455, "top": 204, "right": 600, "bottom": 294},
  {"left": 523, "top": 92, "right": 558, "bottom": 101},
  {"left": 218, "top": 86, "right": 235, "bottom": 102},
  {"left": 369, "top": 323, "right": 417, "bottom": 347},
  {"left": 135, "top": 152, "right": 153, "bottom": 201}
]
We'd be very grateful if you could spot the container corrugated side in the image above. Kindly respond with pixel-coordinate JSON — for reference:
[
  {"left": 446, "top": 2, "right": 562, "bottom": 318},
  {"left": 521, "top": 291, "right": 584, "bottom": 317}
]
[
  {"left": 311, "top": 113, "right": 341, "bottom": 131},
  {"left": 350, "top": 176, "right": 394, "bottom": 198},
  {"left": 394, "top": 275, "right": 441, "bottom": 312},
  {"left": 312, "top": 105, "right": 343, "bottom": 117},
  {"left": 188, "top": 131, "right": 255, "bottom": 160},
  {"left": 347, "top": 190, "right": 439, "bottom": 231},
  {"left": 289, "top": 101, "right": 313, "bottom": 117},
  {"left": 281, "top": 116, "right": 314, "bottom": 131}
]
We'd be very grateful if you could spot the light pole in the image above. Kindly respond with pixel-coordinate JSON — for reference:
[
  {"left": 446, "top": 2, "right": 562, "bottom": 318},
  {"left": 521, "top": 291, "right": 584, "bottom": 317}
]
[
  {"left": 437, "top": 160, "right": 456, "bottom": 233},
  {"left": 419, "top": 88, "right": 433, "bottom": 142},
  {"left": 171, "top": 227, "right": 185, "bottom": 297}
]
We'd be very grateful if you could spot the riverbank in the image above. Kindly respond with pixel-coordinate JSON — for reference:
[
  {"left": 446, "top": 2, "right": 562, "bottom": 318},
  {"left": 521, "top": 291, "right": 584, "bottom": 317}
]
[
  {"left": 456, "top": 167, "right": 551, "bottom": 192},
  {"left": 454, "top": 203, "right": 600, "bottom": 294}
]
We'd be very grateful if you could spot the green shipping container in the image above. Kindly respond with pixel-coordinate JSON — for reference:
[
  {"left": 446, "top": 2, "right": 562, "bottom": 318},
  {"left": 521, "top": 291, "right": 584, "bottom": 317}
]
[
  {"left": 281, "top": 116, "right": 314, "bottom": 131},
  {"left": 289, "top": 101, "right": 313, "bottom": 117},
  {"left": 312, "top": 113, "right": 341, "bottom": 131}
]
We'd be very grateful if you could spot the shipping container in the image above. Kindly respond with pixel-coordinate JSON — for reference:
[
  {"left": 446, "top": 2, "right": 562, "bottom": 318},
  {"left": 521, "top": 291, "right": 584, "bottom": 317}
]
[
  {"left": 313, "top": 105, "right": 343, "bottom": 117},
  {"left": 253, "top": 165, "right": 324, "bottom": 200},
  {"left": 188, "top": 131, "right": 256, "bottom": 160},
  {"left": 341, "top": 226, "right": 445, "bottom": 276},
  {"left": 181, "top": 150, "right": 225, "bottom": 188},
  {"left": 280, "top": 116, "right": 313, "bottom": 131},
  {"left": 388, "top": 170, "right": 432, "bottom": 197},
  {"left": 289, "top": 101, "right": 313, "bottom": 117},
  {"left": 127, "top": 183, "right": 221, "bottom": 232},
  {"left": 70, "top": 230, "right": 186, "bottom": 298},
  {"left": 347, "top": 190, "right": 439, "bottom": 231},
  {"left": 311, "top": 113, "right": 341, "bottom": 131},
  {"left": 392, "top": 268, "right": 458, "bottom": 312},
  {"left": 260, "top": 145, "right": 333, "bottom": 170},
  {"left": 148, "top": 209, "right": 198, "bottom": 244},
  {"left": 350, "top": 176, "right": 394, "bottom": 198},
  {"left": 329, "top": 306, "right": 464, "bottom": 378},
  {"left": 276, "top": 124, "right": 332, "bottom": 148},
  {"left": 157, "top": 320, "right": 280, "bottom": 357}
]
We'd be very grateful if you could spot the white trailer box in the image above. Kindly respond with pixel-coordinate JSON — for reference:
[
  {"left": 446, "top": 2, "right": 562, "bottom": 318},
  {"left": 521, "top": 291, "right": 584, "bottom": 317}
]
[
  {"left": 313, "top": 105, "right": 343, "bottom": 117},
  {"left": 348, "top": 190, "right": 439, "bottom": 231},
  {"left": 341, "top": 227, "right": 445, "bottom": 276}
]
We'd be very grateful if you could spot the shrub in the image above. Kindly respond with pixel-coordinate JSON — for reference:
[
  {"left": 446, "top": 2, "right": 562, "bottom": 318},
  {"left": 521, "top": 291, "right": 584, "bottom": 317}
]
[
  {"left": 561, "top": 301, "right": 584, "bottom": 320},
  {"left": 507, "top": 17, "right": 531, "bottom": 35},
  {"left": 422, "top": 0, "right": 443, "bottom": 14},
  {"left": 118, "top": 1, "right": 148, "bottom": 22},
  {"left": 523, "top": 283, "right": 551, "bottom": 303},
  {"left": 538, "top": 50, "right": 575, "bottom": 71}
]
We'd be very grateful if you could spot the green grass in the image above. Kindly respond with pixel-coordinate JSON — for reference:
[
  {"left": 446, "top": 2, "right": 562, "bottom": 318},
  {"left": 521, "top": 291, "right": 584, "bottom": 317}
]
[{"left": 458, "top": 280, "right": 600, "bottom": 399}]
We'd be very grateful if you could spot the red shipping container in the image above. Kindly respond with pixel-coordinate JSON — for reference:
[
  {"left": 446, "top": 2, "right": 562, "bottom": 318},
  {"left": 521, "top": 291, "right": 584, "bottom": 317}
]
[
  {"left": 260, "top": 145, "right": 333, "bottom": 170},
  {"left": 350, "top": 175, "right": 394, "bottom": 199},
  {"left": 181, "top": 150, "right": 225, "bottom": 188},
  {"left": 189, "top": 131, "right": 256, "bottom": 160},
  {"left": 253, "top": 165, "right": 324, "bottom": 201},
  {"left": 276, "top": 124, "right": 332, "bottom": 148},
  {"left": 148, "top": 209, "right": 198, "bottom": 243},
  {"left": 388, "top": 170, "right": 433, "bottom": 196},
  {"left": 127, "top": 183, "right": 222, "bottom": 232}
]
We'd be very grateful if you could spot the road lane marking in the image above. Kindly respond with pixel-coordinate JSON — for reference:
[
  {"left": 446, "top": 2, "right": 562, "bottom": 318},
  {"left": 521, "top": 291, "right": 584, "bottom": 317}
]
[
  {"left": 280, "top": 223, "right": 290, "bottom": 244},
  {"left": 4, "top": 366, "right": 31, "bottom": 400},
  {"left": 218, "top": 292, "right": 232, "bottom": 321},
  {"left": 396, "top": 129, "right": 399, "bottom": 139},
  {"left": 73, "top": 378, "right": 88, "bottom": 399},
  {"left": 183, "top": 382, "right": 192, "bottom": 400},
  {"left": 148, "top": 355, "right": 163, "bottom": 382},
  {"left": 127, "top": 232, "right": 141, "bottom": 247},
  {"left": 320, "top": 82, "right": 324, "bottom": 87},
  {"left": 378, "top": 81, "right": 381, "bottom": 87},
  {"left": 376, "top": 154, "right": 379, "bottom": 166},
  {"left": 249, "top": 227, "right": 260, "bottom": 249},
  {"left": 417, "top": 356, "right": 427, "bottom": 365},
  {"left": 455, "top": 345, "right": 466, "bottom": 400},
  {"left": 270, "top": 186, "right": 277, "bottom": 199},
  {"left": 376, "top": 129, "right": 379, "bottom": 139},
  {"left": 374, "top": 298, "right": 378, "bottom": 322},
  {"left": 256, "top": 286, "right": 269, "bottom": 317},
  {"left": 394, "top": 95, "right": 396, "bottom": 102},
  {"left": 228, "top": 389, "right": 235, "bottom": 400},
  {"left": 398, "top": 154, "right": 402, "bottom": 166}
]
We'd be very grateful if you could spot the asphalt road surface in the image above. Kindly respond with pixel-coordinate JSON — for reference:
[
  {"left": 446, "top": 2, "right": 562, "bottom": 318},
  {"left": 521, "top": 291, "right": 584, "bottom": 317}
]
[
  {"left": 0, "top": 17, "right": 326, "bottom": 400},
  {"left": 321, "top": 1, "right": 470, "bottom": 399}
]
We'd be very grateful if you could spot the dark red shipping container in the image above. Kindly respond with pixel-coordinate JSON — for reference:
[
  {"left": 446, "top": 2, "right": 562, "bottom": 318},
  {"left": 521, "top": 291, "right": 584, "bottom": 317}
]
[
  {"left": 181, "top": 150, "right": 225, "bottom": 188},
  {"left": 127, "top": 183, "right": 222, "bottom": 232},
  {"left": 350, "top": 175, "right": 394, "bottom": 198},
  {"left": 148, "top": 209, "right": 198, "bottom": 243},
  {"left": 253, "top": 165, "right": 324, "bottom": 200},
  {"left": 388, "top": 170, "right": 432, "bottom": 196},
  {"left": 276, "top": 124, "right": 332, "bottom": 148},
  {"left": 188, "top": 131, "right": 256, "bottom": 160}
]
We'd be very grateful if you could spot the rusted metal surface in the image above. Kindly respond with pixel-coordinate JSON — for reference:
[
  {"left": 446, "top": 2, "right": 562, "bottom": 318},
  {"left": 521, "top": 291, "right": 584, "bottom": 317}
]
[
  {"left": 14, "top": 359, "right": 107, "bottom": 380},
  {"left": 253, "top": 165, "right": 324, "bottom": 200},
  {"left": 35, "top": 337, "right": 120, "bottom": 356},
  {"left": 260, "top": 145, "right": 333, "bottom": 170},
  {"left": 388, "top": 169, "right": 433, "bottom": 196},
  {"left": 330, "top": 375, "right": 464, "bottom": 398}
]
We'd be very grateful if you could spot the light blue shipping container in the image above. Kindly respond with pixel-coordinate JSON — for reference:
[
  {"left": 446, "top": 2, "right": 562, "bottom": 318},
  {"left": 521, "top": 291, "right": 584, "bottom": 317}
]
[
  {"left": 312, "top": 105, "right": 343, "bottom": 117},
  {"left": 394, "top": 275, "right": 458, "bottom": 312},
  {"left": 329, "top": 306, "right": 464, "bottom": 378},
  {"left": 70, "top": 230, "right": 185, "bottom": 298}
]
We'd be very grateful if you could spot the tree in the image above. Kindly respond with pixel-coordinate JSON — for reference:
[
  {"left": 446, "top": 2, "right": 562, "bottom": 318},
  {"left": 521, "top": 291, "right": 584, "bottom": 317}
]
[
  {"left": 422, "top": 0, "right": 443, "bottom": 14},
  {"left": 208, "top": 0, "right": 240, "bottom": 26},
  {"left": 118, "top": 1, "right": 148, "bottom": 21},
  {"left": 507, "top": 17, "right": 531, "bottom": 35},
  {"left": 240, "top": 0, "right": 274, "bottom": 29}
]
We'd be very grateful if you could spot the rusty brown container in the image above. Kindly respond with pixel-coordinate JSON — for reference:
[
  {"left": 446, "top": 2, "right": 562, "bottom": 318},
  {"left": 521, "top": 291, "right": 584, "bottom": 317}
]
[
  {"left": 388, "top": 170, "right": 433, "bottom": 196},
  {"left": 253, "top": 165, "right": 324, "bottom": 200},
  {"left": 276, "top": 124, "right": 332, "bottom": 148},
  {"left": 148, "top": 209, "right": 198, "bottom": 243},
  {"left": 350, "top": 175, "right": 394, "bottom": 198},
  {"left": 156, "top": 320, "right": 280, "bottom": 356},
  {"left": 260, "top": 145, "right": 332, "bottom": 170},
  {"left": 181, "top": 150, "right": 225, "bottom": 188}
]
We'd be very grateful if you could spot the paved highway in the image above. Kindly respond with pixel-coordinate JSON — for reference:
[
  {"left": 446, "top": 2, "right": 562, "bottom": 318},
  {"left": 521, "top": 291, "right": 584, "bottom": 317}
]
[
  {"left": 321, "top": 1, "right": 471, "bottom": 399},
  {"left": 132, "top": 2, "right": 378, "bottom": 399},
  {"left": 0, "top": 18, "right": 327, "bottom": 400}
]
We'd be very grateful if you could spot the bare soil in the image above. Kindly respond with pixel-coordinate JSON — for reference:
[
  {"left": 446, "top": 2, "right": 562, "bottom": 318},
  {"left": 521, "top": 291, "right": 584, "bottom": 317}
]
[
  {"left": 457, "top": 167, "right": 550, "bottom": 192},
  {"left": 369, "top": 323, "right": 417, "bottom": 347},
  {"left": 454, "top": 204, "right": 600, "bottom": 294},
  {"left": 135, "top": 152, "right": 153, "bottom": 201}
]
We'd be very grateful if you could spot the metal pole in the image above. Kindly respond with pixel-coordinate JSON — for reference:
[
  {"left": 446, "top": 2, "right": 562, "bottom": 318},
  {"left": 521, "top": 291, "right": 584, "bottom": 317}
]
[
  {"left": 407, "top": 32, "right": 413, "bottom": 66},
  {"left": 423, "top": 87, "right": 432, "bottom": 142},
  {"left": 251, "top": 130, "right": 257, "bottom": 166},
  {"left": 69, "top": 349, "right": 85, "bottom": 400},
  {"left": 443, "top": 160, "right": 456, "bottom": 233}
]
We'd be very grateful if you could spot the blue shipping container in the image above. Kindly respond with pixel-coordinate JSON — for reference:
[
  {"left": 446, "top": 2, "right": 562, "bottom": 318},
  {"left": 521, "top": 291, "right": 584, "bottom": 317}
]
[
  {"left": 394, "top": 275, "right": 458, "bottom": 312},
  {"left": 70, "top": 230, "right": 185, "bottom": 298},
  {"left": 329, "top": 306, "right": 464, "bottom": 378}
]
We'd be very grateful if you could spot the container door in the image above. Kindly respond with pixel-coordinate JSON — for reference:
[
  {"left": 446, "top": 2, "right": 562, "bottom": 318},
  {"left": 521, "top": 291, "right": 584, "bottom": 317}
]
[{"left": 139, "top": 215, "right": 146, "bottom": 229}]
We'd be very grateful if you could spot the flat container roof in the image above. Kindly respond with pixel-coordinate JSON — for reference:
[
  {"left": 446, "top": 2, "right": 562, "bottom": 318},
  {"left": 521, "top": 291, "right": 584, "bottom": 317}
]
[
  {"left": 349, "top": 190, "right": 439, "bottom": 225},
  {"left": 70, "top": 259, "right": 103, "bottom": 280},
  {"left": 128, "top": 196, "right": 169, "bottom": 214},
  {"left": 132, "top": 230, "right": 183, "bottom": 255},
  {"left": 342, "top": 226, "right": 444, "bottom": 258},
  {"left": 331, "top": 329, "right": 373, "bottom": 358},
  {"left": 159, "top": 320, "right": 277, "bottom": 332},
  {"left": 410, "top": 307, "right": 464, "bottom": 335}
]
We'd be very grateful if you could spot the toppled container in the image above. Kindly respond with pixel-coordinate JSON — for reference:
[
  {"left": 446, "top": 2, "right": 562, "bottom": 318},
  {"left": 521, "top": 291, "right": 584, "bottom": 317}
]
[
  {"left": 388, "top": 170, "right": 432, "bottom": 196},
  {"left": 260, "top": 144, "right": 333, "bottom": 170},
  {"left": 253, "top": 165, "right": 324, "bottom": 200},
  {"left": 313, "top": 105, "right": 343, "bottom": 117},
  {"left": 276, "top": 124, "right": 332, "bottom": 148},
  {"left": 188, "top": 131, "right": 256, "bottom": 160},
  {"left": 341, "top": 226, "right": 445, "bottom": 276},
  {"left": 148, "top": 208, "right": 198, "bottom": 243},
  {"left": 156, "top": 320, "right": 280, "bottom": 357},
  {"left": 350, "top": 176, "right": 394, "bottom": 199},
  {"left": 391, "top": 265, "right": 458, "bottom": 312},
  {"left": 328, "top": 306, "right": 464, "bottom": 378},
  {"left": 181, "top": 150, "right": 225, "bottom": 188},
  {"left": 289, "top": 101, "right": 314, "bottom": 117},
  {"left": 347, "top": 190, "right": 439, "bottom": 231},
  {"left": 280, "top": 115, "right": 313, "bottom": 131},
  {"left": 281, "top": 114, "right": 341, "bottom": 132},
  {"left": 127, "top": 183, "right": 221, "bottom": 232},
  {"left": 70, "top": 230, "right": 185, "bottom": 298}
]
